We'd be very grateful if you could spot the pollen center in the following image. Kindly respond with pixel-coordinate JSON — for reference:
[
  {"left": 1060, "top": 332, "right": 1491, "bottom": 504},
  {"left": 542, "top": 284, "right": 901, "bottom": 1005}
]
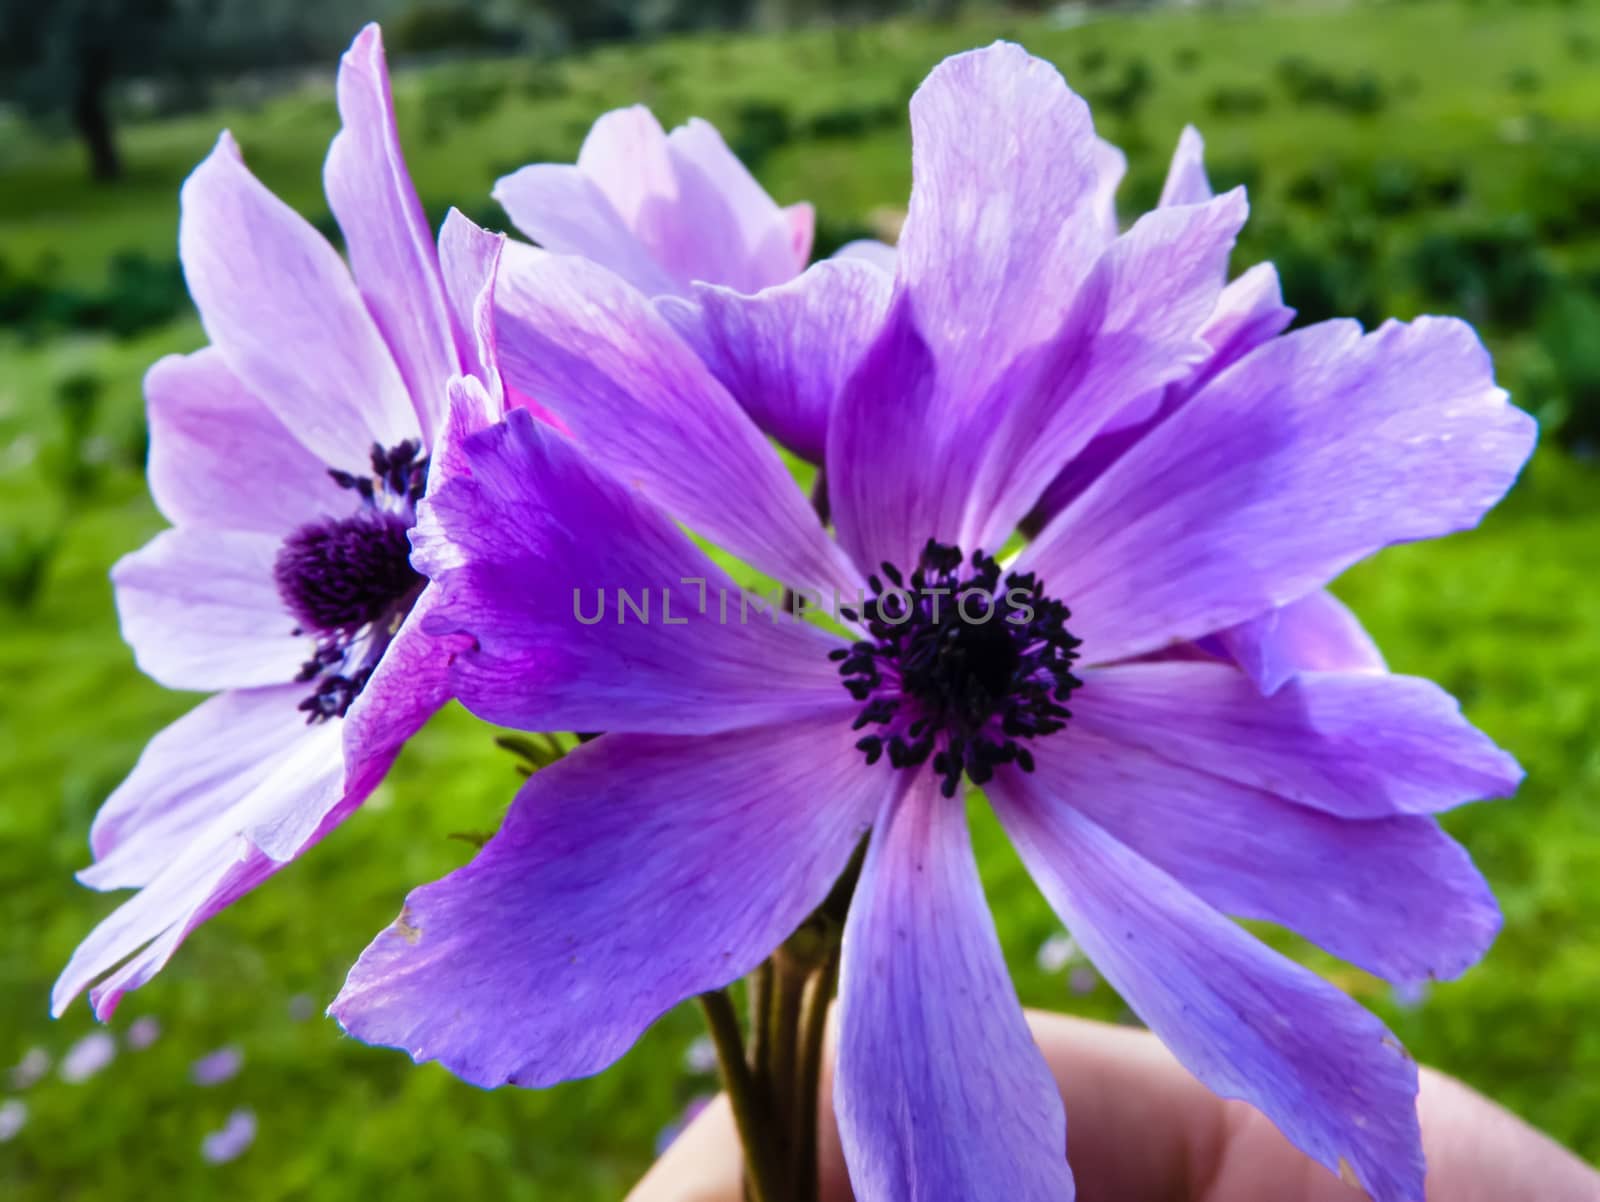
[{"left": 832, "top": 540, "right": 1083, "bottom": 797}]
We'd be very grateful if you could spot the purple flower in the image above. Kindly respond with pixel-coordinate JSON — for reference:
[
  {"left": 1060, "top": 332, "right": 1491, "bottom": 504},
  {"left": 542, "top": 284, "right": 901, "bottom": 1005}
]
[
  {"left": 0, "top": 1099, "right": 26, "bottom": 1143},
  {"left": 125, "top": 1016, "right": 162, "bottom": 1050},
  {"left": 332, "top": 44, "right": 1532, "bottom": 1202},
  {"left": 190, "top": 1045, "right": 244, "bottom": 1086},
  {"left": 200, "top": 1108, "right": 257, "bottom": 1164},
  {"left": 495, "top": 106, "right": 820, "bottom": 299},
  {"left": 59, "top": 1032, "right": 116, "bottom": 1084},
  {"left": 53, "top": 25, "right": 509, "bottom": 1021},
  {"left": 494, "top": 104, "right": 901, "bottom": 463}
]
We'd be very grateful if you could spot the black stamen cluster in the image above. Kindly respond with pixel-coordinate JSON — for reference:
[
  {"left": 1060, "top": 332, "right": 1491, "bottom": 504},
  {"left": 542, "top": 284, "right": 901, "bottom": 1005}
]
[
  {"left": 275, "top": 441, "right": 429, "bottom": 724},
  {"left": 832, "top": 539, "right": 1082, "bottom": 798}
]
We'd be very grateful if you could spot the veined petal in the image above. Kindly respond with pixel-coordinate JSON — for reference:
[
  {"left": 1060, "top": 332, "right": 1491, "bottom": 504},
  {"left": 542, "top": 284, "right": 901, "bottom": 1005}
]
[
  {"left": 112, "top": 528, "right": 304, "bottom": 691},
  {"left": 413, "top": 408, "right": 852, "bottom": 735},
  {"left": 179, "top": 132, "right": 417, "bottom": 467},
  {"left": 1024, "top": 317, "right": 1536, "bottom": 662},
  {"left": 325, "top": 24, "right": 459, "bottom": 446},
  {"left": 836, "top": 772, "right": 1073, "bottom": 1201},
  {"left": 1212, "top": 589, "right": 1385, "bottom": 694},
  {"left": 332, "top": 717, "right": 885, "bottom": 1088},
  {"left": 992, "top": 791, "right": 1427, "bottom": 1202},
  {"left": 658, "top": 258, "right": 892, "bottom": 463},
  {"left": 494, "top": 247, "right": 859, "bottom": 597},
  {"left": 145, "top": 348, "right": 345, "bottom": 535},
  {"left": 437, "top": 209, "right": 506, "bottom": 404},
  {"left": 1006, "top": 727, "right": 1499, "bottom": 983},
  {"left": 54, "top": 722, "right": 349, "bottom": 1019},
  {"left": 1071, "top": 663, "right": 1522, "bottom": 818},
  {"left": 81, "top": 685, "right": 335, "bottom": 889},
  {"left": 494, "top": 162, "right": 681, "bottom": 297},
  {"left": 1159, "top": 125, "right": 1212, "bottom": 207}
]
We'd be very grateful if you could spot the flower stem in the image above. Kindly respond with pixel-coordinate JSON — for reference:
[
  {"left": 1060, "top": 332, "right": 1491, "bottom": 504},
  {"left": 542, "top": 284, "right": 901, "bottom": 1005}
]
[
  {"left": 698, "top": 989, "right": 786, "bottom": 1202},
  {"left": 792, "top": 946, "right": 840, "bottom": 1202}
]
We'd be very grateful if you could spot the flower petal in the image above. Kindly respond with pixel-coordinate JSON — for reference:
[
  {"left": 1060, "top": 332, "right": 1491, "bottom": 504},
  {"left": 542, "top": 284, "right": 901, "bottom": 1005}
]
[
  {"left": 1024, "top": 317, "right": 1536, "bottom": 662},
  {"left": 325, "top": 24, "right": 459, "bottom": 446},
  {"left": 1212, "top": 589, "right": 1385, "bottom": 694},
  {"left": 836, "top": 772, "right": 1073, "bottom": 1201},
  {"left": 112, "top": 528, "right": 304, "bottom": 691},
  {"left": 145, "top": 348, "right": 345, "bottom": 535},
  {"left": 1071, "top": 663, "right": 1522, "bottom": 817},
  {"left": 80, "top": 685, "right": 331, "bottom": 889},
  {"left": 1159, "top": 125, "right": 1212, "bottom": 207},
  {"left": 437, "top": 209, "right": 506, "bottom": 403},
  {"left": 54, "top": 721, "right": 348, "bottom": 1019},
  {"left": 331, "top": 716, "right": 884, "bottom": 1088},
  {"left": 493, "top": 161, "right": 681, "bottom": 297},
  {"left": 493, "top": 247, "right": 859, "bottom": 596},
  {"left": 657, "top": 258, "right": 892, "bottom": 463},
  {"left": 414, "top": 408, "right": 852, "bottom": 735},
  {"left": 179, "top": 132, "right": 417, "bottom": 467},
  {"left": 991, "top": 790, "right": 1426, "bottom": 1202},
  {"left": 1005, "top": 725, "right": 1499, "bottom": 983}
]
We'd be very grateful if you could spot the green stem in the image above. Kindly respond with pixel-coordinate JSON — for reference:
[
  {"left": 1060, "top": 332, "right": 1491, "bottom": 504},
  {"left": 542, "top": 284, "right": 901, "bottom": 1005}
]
[
  {"left": 792, "top": 946, "right": 840, "bottom": 1202},
  {"left": 698, "top": 990, "right": 785, "bottom": 1202}
]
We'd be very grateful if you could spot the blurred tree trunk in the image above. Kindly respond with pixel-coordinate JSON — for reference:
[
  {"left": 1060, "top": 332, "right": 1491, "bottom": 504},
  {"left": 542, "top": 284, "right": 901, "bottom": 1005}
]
[{"left": 72, "top": 43, "right": 121, "bottom": 182}]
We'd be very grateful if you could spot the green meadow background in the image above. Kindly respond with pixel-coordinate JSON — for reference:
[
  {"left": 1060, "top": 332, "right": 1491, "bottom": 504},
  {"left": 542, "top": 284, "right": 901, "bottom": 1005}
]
[{"left": 3, "top": 1, "right": 1598, "bottom": 1196}]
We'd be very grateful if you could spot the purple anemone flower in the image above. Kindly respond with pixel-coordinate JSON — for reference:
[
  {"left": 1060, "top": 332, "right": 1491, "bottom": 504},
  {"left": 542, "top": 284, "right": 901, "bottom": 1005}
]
[
  {"left": 332, "top": 44, "right": 1532, "bottom": 1202},
  {"left": 53, "top": 25, "right": 510, "bottom": 1020}
]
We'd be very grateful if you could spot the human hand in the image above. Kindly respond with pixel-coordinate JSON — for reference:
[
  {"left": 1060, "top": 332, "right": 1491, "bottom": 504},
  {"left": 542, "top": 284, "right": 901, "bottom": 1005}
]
[{"left": 629, "top": 1010, "right": 1598, "bottom": 1202}]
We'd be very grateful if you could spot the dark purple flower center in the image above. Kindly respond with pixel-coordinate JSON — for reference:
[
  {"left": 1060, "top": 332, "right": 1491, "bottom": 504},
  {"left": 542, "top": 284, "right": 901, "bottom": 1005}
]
[
  {"left": 273, "top": 440, "right": 428, "bottom": 724},
  {"left": 833, "top": 540, "right": 1082, "bottom": 798}
]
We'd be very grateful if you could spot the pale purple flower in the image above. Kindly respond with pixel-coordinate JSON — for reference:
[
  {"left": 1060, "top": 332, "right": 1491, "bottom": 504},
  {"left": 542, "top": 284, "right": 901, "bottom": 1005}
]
[
  {"left": 494, "top": 103, "right": 902, "bottom": 462},
  {"left": 0, "top": 1099, "right": 26, "bottom": 1143},
  {"left": 200, "top": 1108, "right": 257, "bottom": 1164},
  {"left": 52, "top": 24, "right": 509, "bottom": 1021},
  {"left": 9, "top": 1048, "right": 50, "bottom": 1090},
  {"left": 1392, "top": 980, "right": 1432, "bottom": 1010},
  {"left": 1068, "top": 966, "right": 1098, "bottom": 997},
  {"left": 59, "top": 1032, "right": 116, "bottom": 1083},
  {"left": 190, "top": 1045, "right": 244, "bottom": 1086},
  {"left": 286, "top": 994, "right": 315, "bottom": 1023},
  {"left": 1035, "top": 931, "right": 1078, "bottom": 974},
  {"left": 683, "top": 1035, "right": 718, "bottom": 1076},
  {"left": 332, "top": 44, "right": 1532, "bottom": 1202},
  {"left": 125, "top": 1016, "right": 162, "bottom": 1049}
]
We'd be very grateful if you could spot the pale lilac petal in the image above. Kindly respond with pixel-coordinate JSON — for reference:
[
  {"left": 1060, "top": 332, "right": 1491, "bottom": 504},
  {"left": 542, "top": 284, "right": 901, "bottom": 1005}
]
[
  {"left": 81, "top": 685, "right": 335, "bottom": 888},
  {"left": 9, "top": 1048, "right": 50, "bottom": 1089},
  {"left": 661, "top": 119, "right": 798, "bottom": 292},
  {"left": 1025, "top": 317, "right": 1537, "bottom": 662},
  {"left": 58, "top": 1032, "right": 116, "bottom": 1083},
  {"left": 125, "top": 1017, "right": 162, "bottom": 1049},
  {"left": 493, "top": 163, "right": 680, "bottom": 296},
  {"left": 200, "top": 1109, "right": 256, "bottom": 1164},
  {"left": 993, "top": 792, "right": 1425, "bottom": 1202},
  {"left": 573, "top": 106, "right": 677, "bottom": 232},
  {"left": 413, "top": 409, "right": 853, "bottom": 735},
  {"left": 1072, "top": 663, "right": 1522, "bottom": 818},
  {"left": 830, "top": 238, "right": 896, "bottom": 272},
  {"left": 326, "top": 24, "right": 459, "bottom": 446},
  {"left": 895, "top": 44, "right": 1107, "bottom": 401},
  {"left": 1214, "top": 589, "right": 1385, "bottom": 694},
  {"left": 53, "top": 731, "right": 351, "bottom": 1019},
  {"left": 144, "top": 349, "right": 344, "bottom": 535},
  {"left": 0, "top": 1099, "right": 26, "bottom": 1142},
  {"left": 494, "top": 248, "right": 859, "bottom": 596},
  {"left": 1159, "top": 125, "right": 1212, "bottom": 207},
  {"left": 179, "top": 132, "right": 418, "bottom": 466},
  {"left": 1009, "top": 725, "right": 1499, "bottom": 983},
  {"left": 190, "top": 1045, "right": 244, "bottom": 1086},
  {"left": 332, "top": 718, "right": 885, "bottom": 1088},
  {"left": 111, "top": 529, "right": 304, "bottom": 691},
  {"left": 1089, "top": 136, "right": 1127, "bottom": 239},
  {"left": 437, "top": 209, "right": 506, "bottom": 403},
  {"left": 658, "top": 258, "right": 892, "bottom": 462},
  {"left": 836, "top": 773, "right": 1072, "bottom": 1201}
]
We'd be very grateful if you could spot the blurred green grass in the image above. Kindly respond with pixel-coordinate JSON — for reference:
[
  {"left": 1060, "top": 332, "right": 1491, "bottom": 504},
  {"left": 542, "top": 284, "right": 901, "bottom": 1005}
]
[{"left": 3, "top": 1, "right": 1599, "bottom": 1197}]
